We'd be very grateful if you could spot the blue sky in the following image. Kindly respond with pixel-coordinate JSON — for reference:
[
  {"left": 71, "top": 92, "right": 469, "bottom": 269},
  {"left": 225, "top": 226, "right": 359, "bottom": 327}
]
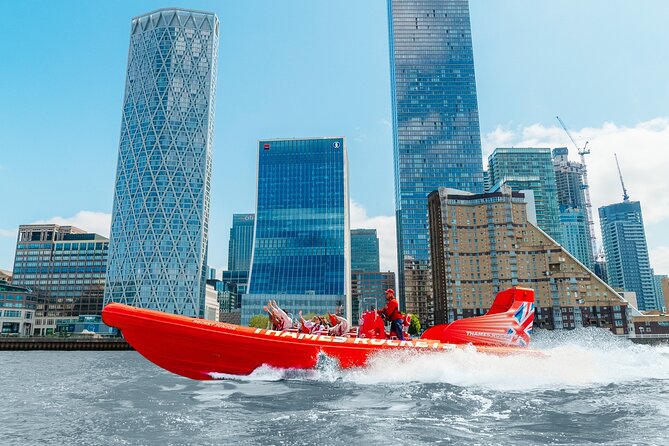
[{"left": 1, "top": 0, "right": 668, "bottom": 274}]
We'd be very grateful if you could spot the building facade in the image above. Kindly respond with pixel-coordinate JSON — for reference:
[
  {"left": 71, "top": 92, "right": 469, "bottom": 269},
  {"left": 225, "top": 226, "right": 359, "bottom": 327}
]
[
  {"left": 388, "top": 0, "right": 484, "bottom": 325},
  {"left": 488, "top": 147, "right": 563, "bottom": 245},
  {"left": 243, "top": 137, "right": 351, "bottom": 324},
  {"left": 0, "top": 281, "right": 37, "bottom": 336},
  {"left": 104, "top": 9, "right": 219, "bottom": 317},
  {"left": 599, "top": 201, "right": 657, "bottom": 311},
  {"left": 427, "top": 188, "right": 628, "bottom": 334},
  {"left": 351, "top": 271, "right": 395, "bottom": 324},
  {"left": 11, "top": 224, "right": 109, "bottom": 335},
  {"left": 228, "top": 214, "right": 255, "bottom": 272},
  {"left": 351, "top": 229, "right": 380, "bottom": 272},
  {"left": 552, "top": 147, "right": 594, "bottom": 269}
]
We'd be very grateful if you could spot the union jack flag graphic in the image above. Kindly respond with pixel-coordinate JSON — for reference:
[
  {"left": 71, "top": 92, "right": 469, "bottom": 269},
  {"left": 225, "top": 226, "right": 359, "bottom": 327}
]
[{"left": 508, "top": 302, "right": 534, "bottom": 346}]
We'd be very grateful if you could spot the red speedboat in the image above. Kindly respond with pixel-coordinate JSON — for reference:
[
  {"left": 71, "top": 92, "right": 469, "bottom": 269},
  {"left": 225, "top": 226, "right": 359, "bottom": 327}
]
[{"left": 102, "top": 287, "right": 535, "bottom": 380}]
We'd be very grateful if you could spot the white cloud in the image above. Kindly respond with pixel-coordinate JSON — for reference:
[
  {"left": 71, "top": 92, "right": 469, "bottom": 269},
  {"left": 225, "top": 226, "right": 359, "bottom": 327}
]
[
  {"left": 0, "top": 229, "right": 16, "bottom": 238},
  {"left": 31, "top": 211, "right": 112, "bottom": 237},
  {"left": 650, "top": 246, "right": 669, "bottom": 276},
  {"left": 481, "top": 118, "right": 669, "bottom": 252},
  {"left": 350, "top": 200, "right": 396, "bottom": 274}
]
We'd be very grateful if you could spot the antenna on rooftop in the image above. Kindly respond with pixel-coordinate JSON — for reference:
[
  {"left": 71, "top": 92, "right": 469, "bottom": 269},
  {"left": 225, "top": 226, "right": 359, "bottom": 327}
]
[{"left": 614, "top": 153, "right": 630, "bottom": 202}]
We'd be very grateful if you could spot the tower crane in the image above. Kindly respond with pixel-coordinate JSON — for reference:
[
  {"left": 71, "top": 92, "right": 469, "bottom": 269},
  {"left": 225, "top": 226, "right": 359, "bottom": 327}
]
[
  {"left": 555, "top": 116, "right": 597, "bottom": 261},
  {"left": 614, "top": 153, "right": 630, "bottom": 201}
]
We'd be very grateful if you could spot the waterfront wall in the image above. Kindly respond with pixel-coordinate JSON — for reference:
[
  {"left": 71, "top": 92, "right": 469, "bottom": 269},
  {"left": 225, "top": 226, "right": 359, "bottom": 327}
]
[{"left": 0, "top": 337, "right": 132, "bottom": 351}]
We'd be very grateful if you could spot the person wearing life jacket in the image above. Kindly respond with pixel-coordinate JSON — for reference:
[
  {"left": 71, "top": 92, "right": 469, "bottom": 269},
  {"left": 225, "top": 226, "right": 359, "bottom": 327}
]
[{"left": 378, "top": 288, "right": 404, "bottom": 340}]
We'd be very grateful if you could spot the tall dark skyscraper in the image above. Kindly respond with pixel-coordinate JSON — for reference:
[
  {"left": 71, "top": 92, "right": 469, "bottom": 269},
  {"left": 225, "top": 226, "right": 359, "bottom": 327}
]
[
  {"left": 600, "top": 201, "right": 657, "bottom": 311},
  {"left": 227, "top": 214, "right": 255, "bottom": 272},
  {"left": 104, "top": 9, "right": 219, "bottom": 317},
  {"left": 350, "top": 229, "right": 380, "bottom": 272},
  {"left": 388, "top": 0, "right": 484, "bottom": 324}
]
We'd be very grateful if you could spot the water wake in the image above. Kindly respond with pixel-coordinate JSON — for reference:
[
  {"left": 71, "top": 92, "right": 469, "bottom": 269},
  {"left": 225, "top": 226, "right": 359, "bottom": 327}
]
[{"left": 212, "top": 328, "right": 669, "bottom": 391}]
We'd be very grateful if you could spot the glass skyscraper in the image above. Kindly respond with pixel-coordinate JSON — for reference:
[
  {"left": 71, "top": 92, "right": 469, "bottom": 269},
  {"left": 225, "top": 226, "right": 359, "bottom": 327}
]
[
  {"left": 553, "top": 147, "right": 594, "bottom": 268},
  {"left": 388, "top": 0, "right": 484, "bottom": 325},
  {"left": 228, "top": 214, "right": 255, "bottom": 272},
  {"left": 488, "top": 147, "right": 564, "bottom": 245},
  {"left": 599, "top": 201, "right": 657, "bottom": 311},
  {"left": 243, "top": 138, "right": 351, "bottom": 324},
  {"left": 104, "top": 9, "right": 219, "bottom": 317},
  {"left": 351, "top": 229, "right": 380, "bottom": 272}
]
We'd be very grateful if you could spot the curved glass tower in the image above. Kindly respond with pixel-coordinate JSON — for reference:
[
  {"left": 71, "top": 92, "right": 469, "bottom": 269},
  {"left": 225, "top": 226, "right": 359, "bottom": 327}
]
[
  {"left": 104, "top": 9, "right": 219, "bottom": 317},
  {"left": 388, "top": 0, "right": 484, "bottom": 326}
]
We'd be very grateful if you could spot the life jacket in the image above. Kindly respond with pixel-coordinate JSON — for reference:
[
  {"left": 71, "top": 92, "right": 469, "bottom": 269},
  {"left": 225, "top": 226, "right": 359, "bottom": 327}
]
[{"left": 380, "top": 297, "right": 403, "bottom": 321}]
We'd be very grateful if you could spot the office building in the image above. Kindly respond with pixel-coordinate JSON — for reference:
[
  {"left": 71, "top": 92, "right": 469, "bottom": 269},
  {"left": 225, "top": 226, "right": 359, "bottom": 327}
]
[
  {"left": 388, "top": 0, "right": 484, "bottom": 325},
  {"left": 216, "top": 270, "right": 249, "bottom": 312},
  {"left": 0, "top": 281, "right": 37, "bottom": 335},
  {"left": 11, "top": 224, "right": 109, "bottom": 335},
  {"left": 104, "top": 9, "right": 219, "bottom": 317},
  {"left": 351, "top": 271, "right": 395, "bottom": 323},
  {"left": 243, "top": 137, "right": 351, "bottom": 324},
  {"left": 228, "top": 214, "right": 255, "bottom": 272},
  {"left": 553, "top": 147, "right": 594, "bottom": 268},
  {"left": 599, "top": 201, "right": 656, "bottom": 311},
  {"left": 351, "top": 229, "right": 380, "bottom": 272},
  {"left": 488, "top": 147, "right": 563, "bottom": 245},
  {"left": 428, "top": 188, "right": 628, "bottom": 334}
]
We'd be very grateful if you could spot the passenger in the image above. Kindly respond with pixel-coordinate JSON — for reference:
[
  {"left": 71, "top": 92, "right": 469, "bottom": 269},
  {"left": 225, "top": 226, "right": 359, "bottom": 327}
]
[
  {"left": 298, "top": 311, "right": 327, "bottom": 334},
  {"left": 327, "top": 313, "right": 349, "bottom": 337},
  {"left": 378, "top": 289, "right": 405, "bottom": 340},
  {"left": 264, "top": 300, "right": 293, "bottom": 331}
]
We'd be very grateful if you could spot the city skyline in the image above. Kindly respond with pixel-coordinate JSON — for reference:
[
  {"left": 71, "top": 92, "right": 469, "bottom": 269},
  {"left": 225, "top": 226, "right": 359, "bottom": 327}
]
[{"left": 1, "top": 0, "right": 669, "bottom": 276}]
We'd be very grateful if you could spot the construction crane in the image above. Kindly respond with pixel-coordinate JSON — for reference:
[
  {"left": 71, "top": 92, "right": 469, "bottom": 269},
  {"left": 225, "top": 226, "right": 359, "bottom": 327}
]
[
  {"left": 614, "top": 153, "right": 630, "bottom": 201},
  {"left": 555, "top": 116, "right": 597, "bottom": 261}
]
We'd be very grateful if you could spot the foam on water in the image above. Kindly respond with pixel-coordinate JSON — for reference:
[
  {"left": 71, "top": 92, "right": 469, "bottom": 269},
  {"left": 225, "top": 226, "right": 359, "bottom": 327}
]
[
  {"left": 213, "top": 328, "right": 669, "bottom": 391},
  {"left": 345, "top": 328, "right": 669, "bottom": 390}
]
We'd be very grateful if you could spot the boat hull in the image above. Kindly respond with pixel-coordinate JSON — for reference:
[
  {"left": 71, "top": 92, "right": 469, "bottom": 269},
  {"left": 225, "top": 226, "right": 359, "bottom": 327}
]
[{"left": 102, "top": 303, "right": 532, "bottom": 380}]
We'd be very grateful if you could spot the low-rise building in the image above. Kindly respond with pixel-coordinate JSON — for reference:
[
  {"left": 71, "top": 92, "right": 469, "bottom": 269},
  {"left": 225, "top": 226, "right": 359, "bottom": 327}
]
[{"left": 0, "top": 281, "right": 38, "bottom": 335}]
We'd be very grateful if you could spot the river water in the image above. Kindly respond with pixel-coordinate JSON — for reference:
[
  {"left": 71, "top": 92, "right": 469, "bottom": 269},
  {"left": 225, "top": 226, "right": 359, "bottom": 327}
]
[{"left": 2, "top": 329, "right": 669, "bottom": 445}]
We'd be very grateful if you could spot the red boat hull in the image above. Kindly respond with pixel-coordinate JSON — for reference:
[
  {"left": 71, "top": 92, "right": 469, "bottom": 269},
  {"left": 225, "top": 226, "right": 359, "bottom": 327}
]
[{"left": 102, "top": 303, "right": 531, "bottom": 380}]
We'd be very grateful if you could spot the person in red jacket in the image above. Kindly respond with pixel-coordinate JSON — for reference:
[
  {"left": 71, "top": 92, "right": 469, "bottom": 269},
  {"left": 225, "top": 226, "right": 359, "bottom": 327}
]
[{"left": 378, "top": 289, "right": 404, "bottom": 340}]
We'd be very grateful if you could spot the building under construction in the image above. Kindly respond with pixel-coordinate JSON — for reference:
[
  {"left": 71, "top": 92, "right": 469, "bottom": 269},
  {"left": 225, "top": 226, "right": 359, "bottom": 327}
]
[{"left": 427, "top": 188, "right": 630, "bottom": 334}]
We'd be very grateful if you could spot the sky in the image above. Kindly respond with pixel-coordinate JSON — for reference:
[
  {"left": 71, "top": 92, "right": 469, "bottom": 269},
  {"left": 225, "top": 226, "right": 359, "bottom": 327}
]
[{"left": 1, "top": 0, "right": 668, "bottom": 277}]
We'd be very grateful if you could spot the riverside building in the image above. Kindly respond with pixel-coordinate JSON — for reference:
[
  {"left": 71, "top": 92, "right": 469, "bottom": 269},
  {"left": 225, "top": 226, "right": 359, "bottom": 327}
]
[
  {"left": 388, "top": 0, "right": 485, "bottom": 327},
  {"left": 599, "top": 201, "right": 657, "bottom": 311},
  {"left": 243, "top": 137, "right": 351, "bottom": 324},
  {"left": 427, "top": 188, "right": 629, "bottom": 334},
  {"left": 11, "top": 224, "right": 109, "bottom": 335},
  {"left": 104, "top": 9, "right": 219, "bottom": 317},
  {"left": 0, "top": 281, "right": 37, "bottom": 336}
]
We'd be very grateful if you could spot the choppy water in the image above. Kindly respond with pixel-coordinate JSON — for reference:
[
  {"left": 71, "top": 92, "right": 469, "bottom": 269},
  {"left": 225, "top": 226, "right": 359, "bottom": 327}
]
[{"left": 2, "top": 329, "right": 669, "bottom": 445}]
